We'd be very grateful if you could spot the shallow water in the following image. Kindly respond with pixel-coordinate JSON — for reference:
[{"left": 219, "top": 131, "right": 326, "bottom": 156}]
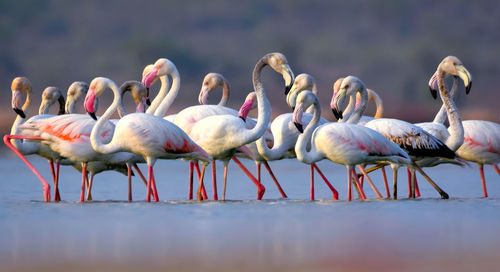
[{"left": 0, "top": 154, "right": 499, "bottom": 271}]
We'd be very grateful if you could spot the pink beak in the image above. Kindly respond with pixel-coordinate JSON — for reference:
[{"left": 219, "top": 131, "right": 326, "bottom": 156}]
[
  {"left": 84, "top": 88, "right": 97, "bottom": 115},
  {"left": 238, "top": 99, "right": 254, "bottom": 121}
]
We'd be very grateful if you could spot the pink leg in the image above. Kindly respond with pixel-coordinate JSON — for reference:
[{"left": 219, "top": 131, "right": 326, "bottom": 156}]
[
  {"left": 381, "top": 166, "right": 390, "bottom": 198},
  {"left": 49, "top": 160, "right": 61, "bottom": 202},
  {"left": 146, "top": 165, "right": 153, "bottom": 202},
  {"left": 494, "top": 164, "right": 500, "bottom": 176},
  {"left": 86, "top": 174, "right": 94, "bottom": 201},
  {"left": 358, "top": 165, "right": 383, "bottom": 198},
  {"left": 127, "top": 164, "right": 132, "bottom": 202},
  {"left": 263, "top": 161, "right": 287, "bottom": 198},
  {"left": 232, "top": 157, "right": 266, "bottom": 200},
  {"left": 479, "top": 164, "right": 488, "bottom": 198},
  {"left": 352, "top": 169, "right": 367, "bottom": 200},
  {"left": 80, "top": 163, "right": 87, "bottom": 202},
  {"left": 312, "top": 163, "right": 339, "bottom": 200},
  {"left": 347, "top": 167, "right": 353, "bottom": 201},
  {"left": 359, "top": 175, "right": 364, "bottom": 188},
  {"left": 256, "top": 162, "right": 261, "bottom": 183},
  {"left": 194, "top": 162, "right": 208, "bottom": 200},
  {"left": 415, "top": 174, "right": 421, "bottom": 197},
  {"left": 3, "top": 135, "right": 51, "bottom": 202},
  {"left": 197, "top": 165, "right": 207, "bottom": 201},
  {"left": 132, "top": 164, "right": 153, "bottom": 198},
  {"left": 188, "top": 162, "right": 193, "bottom": 200},
  {"left": 310, "top": 164, "right": 315, "bottom": 200},
  {"left": 212, "top": 160, "right": 218, "bottom": 200},
  {"left": 151, "top": 170, "right": 159, "bottom": 202}
]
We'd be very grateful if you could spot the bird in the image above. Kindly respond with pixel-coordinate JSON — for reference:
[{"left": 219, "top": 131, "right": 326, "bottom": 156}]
[
  {"left": 332, "top": 76, "right": 454, "bottom": 199},
  {"left": 5, "top": 77, "right": 66, "bottom": 201},
  {"left": 427, "top": 59, "right": 499, "bottom": 197},
  {"left": 186, "top": 52, "right": 294, "bottom": 201},
  {"left": 293, "top": 90, "right": 411, "bottom": 201},
  {"left": 85, "top": 77, "right": 212, "bottom": 202}
]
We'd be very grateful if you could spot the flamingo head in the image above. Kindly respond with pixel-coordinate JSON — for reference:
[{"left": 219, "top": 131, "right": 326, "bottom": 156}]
[
  {"left": 265, "top": 52, "right": 295, "bottom": 95},
  {"left": 198, "top": 73, "right": 227, "bottom": 105},
  {"left": 11, "top": 77, "right": 31, "bottom": 118},
  {"left": 85, "top": 77, "right": 114, "bottom": 120},
  {"left": 293, "top": 90, "right": 317, "bottom": 133},
  {"left": 65, "top": 81, "right": 89, "bottom": 114},
  {"left": 238, "top": 92, "right": 257, "bottom": 122},
  {"left": 286, "top": 73, "right": 316, "bottom": 110},
  {"left": 332, "top": 76, "right": 365, "bottom": 120},
  {"left": 141, "top": 64, "right": 156, "bottom": 105},
  {"left": 120, "top": 80, "right": 148, "bottom": 114},
  {"left": 437, "top": 56, "right": 472, "bottom": 94},
  {"left": 39, "top": 86, "right": 65, "bottom": 115}
]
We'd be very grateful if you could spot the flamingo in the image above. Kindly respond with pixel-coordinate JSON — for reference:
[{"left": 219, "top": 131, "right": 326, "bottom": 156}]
[
  {"left": 85, "top": 77, "right": 212, "bottom": 202},
  {"left": 5, "top": 77, "right": 68, "bottom": 201},
  {"left": 332, "top": 76, "right": 454, "bottom": 199},
  {"left": 186, "top": 52, "right": 294, "bottom": 201},
  {"left": 426, "top": 61, "right": 498, "bottom": 197},
  {"left": 293, "top": 90, "right": 411, "bottom": 201},
  {"left": 19, "top": 80, "right": 149, "bottom": 202}
]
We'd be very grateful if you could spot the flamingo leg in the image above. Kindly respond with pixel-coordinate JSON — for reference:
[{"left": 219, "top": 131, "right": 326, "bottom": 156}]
[
  {"left": 352, "top": 168, "right": 366, "bottom": 200},
  {"left": 146, "top": 165, "right": 153, "bottom": 202},
  {"left": 188, "top": 162, "right": 193, "bottom": 200},
  {"left": 3, "top": 135, "right": 51, "bottom": 202},
  {"left": 311, "top": 163, "right": 338, "bottom": 200},
  {"left": 263, "top": 161, "right": 288, "bottom": 198},
  {"left": 222, "top": 163, "right": 228, "bottom": 201},
  {"left": 478, "top": 164, "right": 488, "bottom": 198},
  {"left": 392, "top": 166, "right": 399, "bottom": 200},
  {"left": 55, "top": 161, "right": 61, "bottom": 201},
  {"left": 380, "top": 166, "right": 389, "bottom": 198},
  {"left": 197, "top": 164, "right": 207, "bottom": 201},
  {"left": 132, "top": 164, "right": 154, "bottom": 198},
  {"left": 310, "top": 164, "right": 315, "bottom": 200},
  {"left": 358, "top": 164, "right": 386, "bottom": 178},
  {"left": 347, "top": 167, "right": 353, "bottom": 201},
  {"left": 232, "top": 157, "right": 266, "bottom": 200},
  {"left": 407, "top": 168, "right": 412, "bottom": 198},
  {"left": 359, "top": 175, "right": 364, "bottom": 188},
  {"left": 49, "top": 160, "right": 61, "bottom": 202},
  {"left": 358, "top": 165, "right": 383, "bottom": 199},
  {"left": 415, "top": 173, "right": 421, "bottom": 197},
  {"left": 194, "top": 162, "right": 208, "bottom": 200},
  {"left": 87, "top": 173, "right": 94, "bottom": 201},
  {"left": 80, "top": 162, "right": 87, "bottom": 202},
  {"left": 352, "top": 169, "right": 363, "bottom": 199},
  {"left": 494, "top": 164, "right": 500, "bottom": 176},
  {"left": 212, "top": 160, "right": 218, "bottom": 200},
  {"left": 413, "top": 165, "right": 449, "bottom": 199},
  {"left": 256, "top": 162, "right": 261, "bottom": 183},
  {"left": 151, "top": 170, "right": 159, "bottom": 202},
  {"left": 127, "top": 164, "right": 132, "bottom": 202},
  {"left": 409, "top": 169, "right": 416, "bottom": 199}
]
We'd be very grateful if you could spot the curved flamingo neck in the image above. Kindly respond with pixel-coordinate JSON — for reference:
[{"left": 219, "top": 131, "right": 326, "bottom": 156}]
[
  {"left": 344, "top": 87, "right": 367, "bottom": 124},
  {"left": 90, "top": 82, "right": 123, "bottom": 154},
  {"left": 236, "top": 56, "right": 271, "bottom": 146},
  {"left": 10, "top": 90, "right": 37, "bottom": 153},
  {"left": 433, "top": 76, "right": 458, "bottom": 124},
  {"left": 370, "top": 90, "right": 384, "bottom": 118},
  {"left": 296, "top": 95, "right": 323, "bottom": 164},
  {"left": 256, "top": 126, "right": 289, "bottom": 161},
  {"left": 154, "top": 70, "right": 179, "bottom": 117},
  {"left": 218, "top": 80, "right": 230, "bottom": 106},
  {"left": 146, "top": 75, "right": 170, "bottom": 115},
  {"left": 437, "top": 70, "right": 463, "bottom": 151}
]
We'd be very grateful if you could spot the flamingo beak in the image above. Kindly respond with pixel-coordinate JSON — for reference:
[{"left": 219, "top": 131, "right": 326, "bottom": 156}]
[
  {"left": 332, "top": 108, "right": 343, "bottom": 120},
  {"left": 456, "top": 65, "right": 472, "bottom": 95},
  {"left": 283, "top": 64, "right": 295, "bottom": 95},
  {"left": 142, "top": 68, "right": 158, "bottom": 104},
  {"left": 57, "top": 95, "right": 66, "bottom": 115},
  {"left": 88, "top": 111, "right": 97, "bottom": 120},
  {"left": 198, "top": 86, "right": 209, "bottom": 105},
  {"left": 293, "top": 103, "right": 304, "bottom": 133},
  {"left": 428, "top": 72, "right": 438, "bottom": 99},
  {"left": 84, "top": 87, "right": 97, "bottom": 120},
  {"left": 429, "top": 86, "right": 438, "bottom": 100},
  {"left": 238, "top": 99, "right": 254, "bottom": 122},
  {"left": 13, "top": 108, "right": 25, "bottom": 118},
  {"left": 11, "top": 90, "right": 25, "bottom": 118},
  {"left": 294, "top": 122, "right": 303, "bottom": 133},
  {"left": 146, "top": 93, "right": 151, "bottom": 106}
]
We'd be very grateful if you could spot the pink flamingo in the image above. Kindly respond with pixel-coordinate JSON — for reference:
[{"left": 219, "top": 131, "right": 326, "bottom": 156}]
[
  {"left": 293, "top": 90, "right": 411, "bottom": 201},
  {"left": 186, "top": 52, "right": 294, "bottom": 201},
  {"left": 85, "top": 77, "right": 212, "bottom": 202}
]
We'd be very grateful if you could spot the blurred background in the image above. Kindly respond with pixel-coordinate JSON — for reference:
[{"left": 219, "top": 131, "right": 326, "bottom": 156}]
[{"left": 1, "top": 0, "right": 499, "bottom": 137}]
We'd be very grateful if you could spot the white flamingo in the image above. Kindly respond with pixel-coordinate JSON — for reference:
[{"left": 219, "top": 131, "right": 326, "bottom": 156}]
[
  {"left": 293, "top": 90, "right": 411, "bottom": 201},
  {"left": 5, "top": 77, "right": 66, "bottom": 201},
  {"left": 427, "top": 60, "right": 499, "bottom": 197},
  {"left": 186, "top": 52, "right": 294, "bottom": 200},
  {"left": 332, "top": 76, "right": 454, "bottom": 199},
  {"left": 86, "top": 77, "right": 212, "bottom": 202}
]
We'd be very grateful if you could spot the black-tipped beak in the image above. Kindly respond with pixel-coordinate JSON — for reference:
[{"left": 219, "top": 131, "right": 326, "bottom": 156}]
[
  {"left": 13, "top": 108, "right": 25, "bottom": 118},
  {"left": 429, "top": 86, "right": 438, "bottom": 99},
  {"left": 332, "top": 108, "right": 343, "bottom": 120},
  {"left": 146, "top": 97, "right": 151, "bottom": 106},
  {"left": 285, "top": 84, "right": 292, "bottom": 95},
  {"left": 88, "top": 111, "right": 97, "bottom": 120},
  {"left": 466, "top": 81, "right": 472, "bottom": 95},
  {"left": 239, "top": 115, "right": 246, "bottom": 122},
  {"left": 294, "top": 122, "right": 303, "bottom": 133},
  {"left": 292, "top": 106, "right": 295, "bottom": 111}
]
